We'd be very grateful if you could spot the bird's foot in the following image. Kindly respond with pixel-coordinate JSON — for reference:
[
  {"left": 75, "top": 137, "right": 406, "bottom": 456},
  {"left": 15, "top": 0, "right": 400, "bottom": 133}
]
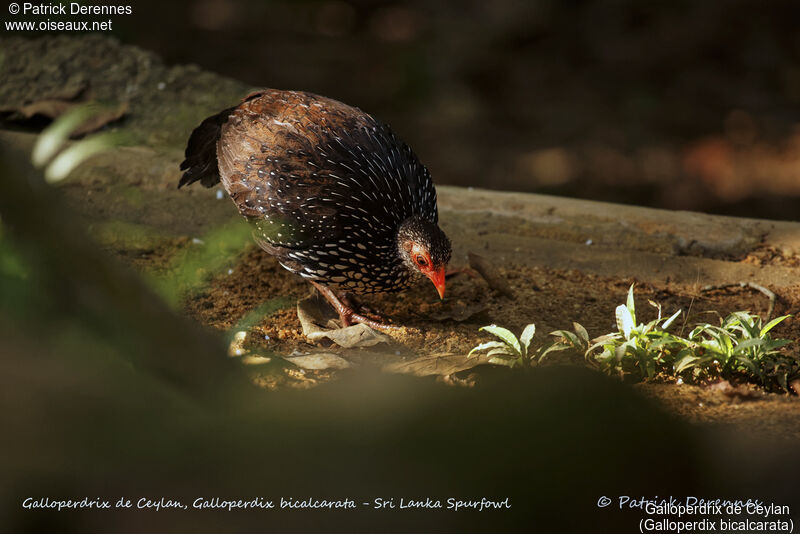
[
  {"left": 339, "top": 309, "right": 399, "bottom": 331},
  {"left": 338, "top": 292, "right": 400, "bottom": 330},
  {"left": 339, "top": 293, "right": 386, "bottom": 323},
  {"left": 310, "top": 282, "right": 400, "bottom": 331}
]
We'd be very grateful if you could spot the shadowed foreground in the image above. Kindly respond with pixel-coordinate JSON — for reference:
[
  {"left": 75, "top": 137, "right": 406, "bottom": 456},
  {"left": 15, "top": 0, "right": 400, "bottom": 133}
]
[
  {"left": 1, "top": 146, "right": 798, "bottom": 533},
  {"left": 1, "top": 35, "right": 800, "bottom": 531}
]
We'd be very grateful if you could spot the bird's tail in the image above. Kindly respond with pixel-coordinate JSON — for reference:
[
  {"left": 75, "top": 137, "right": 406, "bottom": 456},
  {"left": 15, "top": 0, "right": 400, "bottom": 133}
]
[{"left": 178, "top": 106, "right": 235, "bottom": 188}]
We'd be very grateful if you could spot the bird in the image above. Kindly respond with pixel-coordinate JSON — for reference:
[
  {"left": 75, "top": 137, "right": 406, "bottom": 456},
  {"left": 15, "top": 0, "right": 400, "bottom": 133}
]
[{"left": 179, "top": 89, "right": 451, "bottom": 329}]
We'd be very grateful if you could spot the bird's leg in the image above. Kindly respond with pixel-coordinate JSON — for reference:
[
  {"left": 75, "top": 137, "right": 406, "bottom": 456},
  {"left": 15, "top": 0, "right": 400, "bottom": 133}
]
[
  {"left": 339, "top": 292, "right": 387, "bottom": 323},
  {"left": 310, "top": 281, "right": 398, "bottom": 331}
]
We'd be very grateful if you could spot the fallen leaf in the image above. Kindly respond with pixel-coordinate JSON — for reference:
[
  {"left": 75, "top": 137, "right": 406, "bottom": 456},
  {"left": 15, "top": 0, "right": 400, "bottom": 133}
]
[
  {"left": 384, "top": 353, "right": 494, "bottom": 376},
  {"left": 297, "top": 293, "right": 392, "bottom": 348},
  {"left": 297, "top": 292, "right": 340, "bottom": 331},
  {"left": 309, "top": 324, "right": 392, "bottom": 348}
]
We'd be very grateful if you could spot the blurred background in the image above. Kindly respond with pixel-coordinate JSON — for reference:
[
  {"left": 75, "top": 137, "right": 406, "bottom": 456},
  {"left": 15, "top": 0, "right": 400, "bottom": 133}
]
[
  {"left": 3, "top": 2, "right": 800, "bottom": 531},
  {"left": 108, "top": 0, "right": 800, "bottom": 219}
]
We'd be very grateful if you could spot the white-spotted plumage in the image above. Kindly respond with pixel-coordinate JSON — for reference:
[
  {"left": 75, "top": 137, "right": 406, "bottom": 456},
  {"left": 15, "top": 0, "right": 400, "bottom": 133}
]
[{"left": 180, "top": 89, "right": 449, "bottom": 297}]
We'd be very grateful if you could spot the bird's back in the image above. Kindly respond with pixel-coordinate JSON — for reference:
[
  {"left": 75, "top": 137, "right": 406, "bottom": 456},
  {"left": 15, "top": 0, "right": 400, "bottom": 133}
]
[{"left": 180, "top": 89, "right": 439, "bottom": 293}]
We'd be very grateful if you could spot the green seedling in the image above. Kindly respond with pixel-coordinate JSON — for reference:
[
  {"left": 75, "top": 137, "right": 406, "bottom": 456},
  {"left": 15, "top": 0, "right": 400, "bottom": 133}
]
[
  {"left": 538, "top": 322, "right": 590, "bottom": 362},
  {"left": 469, "top": 285, "right": 797, "bottom": 391},
  {"left": 469, "top": 323, "right": 537, "bottom": 368},
  {"left": 31, "top": 102, "right": 130, "bottom": 183},
  {"left": 586, "top": 284, "right": 685, "bottom": 379},
  {"left": 679, "top": 311, "right": 793, "bottom": 388}
]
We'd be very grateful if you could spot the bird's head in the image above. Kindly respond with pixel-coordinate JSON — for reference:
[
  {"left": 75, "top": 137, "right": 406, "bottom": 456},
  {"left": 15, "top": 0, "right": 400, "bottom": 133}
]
[{"left": 397, "top": 216, "right": 452, "bottom": 299}]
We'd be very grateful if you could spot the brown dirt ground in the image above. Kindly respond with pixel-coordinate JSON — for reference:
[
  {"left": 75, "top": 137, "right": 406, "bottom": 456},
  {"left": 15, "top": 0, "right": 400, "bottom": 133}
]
[{"left": 179, "top": 244, "right": 800, "bottom": 440}]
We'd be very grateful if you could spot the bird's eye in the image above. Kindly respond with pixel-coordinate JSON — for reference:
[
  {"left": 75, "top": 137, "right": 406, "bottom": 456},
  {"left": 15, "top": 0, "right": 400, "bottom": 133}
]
[{"left": 416, "top": 255, "right": 428, "bottom": 267}]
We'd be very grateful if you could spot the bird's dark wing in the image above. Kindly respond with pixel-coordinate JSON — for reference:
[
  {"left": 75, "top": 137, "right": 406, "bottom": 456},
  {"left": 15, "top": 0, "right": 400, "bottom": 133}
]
[
  {"left": 178, "top": 106, "right": 235, "bottom": 188},
  {"left": 214, "top": 90, "right": 377, "bottom": 249},
  {"left": 187, "top": 89, "right": 438, "bottom": 258}
]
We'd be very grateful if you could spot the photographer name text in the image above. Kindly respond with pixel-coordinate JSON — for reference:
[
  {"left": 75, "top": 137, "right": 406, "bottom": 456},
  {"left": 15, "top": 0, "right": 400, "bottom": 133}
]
[{"left": 5, "top": 2, "right": 132, "bottom": 32}]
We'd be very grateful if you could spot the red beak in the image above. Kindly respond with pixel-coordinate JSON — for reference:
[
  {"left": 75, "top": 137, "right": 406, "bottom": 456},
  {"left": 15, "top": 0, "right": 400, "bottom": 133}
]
[{"left": 429, "top": 267, "right": 446, "bottom": 300}]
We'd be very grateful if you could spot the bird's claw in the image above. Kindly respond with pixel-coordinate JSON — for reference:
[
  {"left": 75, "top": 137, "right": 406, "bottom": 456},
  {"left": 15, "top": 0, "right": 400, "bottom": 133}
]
[
  {"left": 341, "top": 310, "right": 401, "bottom": 331},
  {"left": 311, "top": 282, "right": 400, "bottom": 331},
  {"left": 339, "top": 293, "right": 392, "bottom": 326}
]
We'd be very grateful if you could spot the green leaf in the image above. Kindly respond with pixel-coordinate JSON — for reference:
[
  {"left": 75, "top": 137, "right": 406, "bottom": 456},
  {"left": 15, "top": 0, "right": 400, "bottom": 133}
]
[
  {"left": 688, "top": 324, "right": 711, "bottom": 340},
  {"left": 626, "top": 284, "right": 636, "bottom": 323},
  {"left": 662, "top": 309, "right": 682, "bottom": 330},
  {"left": 733, "top": 355, "right": 758, "bottom": 375},
  {"left": 486, "top": 348, "right": 515, "bottom": 359},
  {"left": 674, "top": 353, "right": 700, "bottom": 374},
  {"left": 585, "top": 334, "right": 621, "bottom": 358},
  {"left": 488, "top": 356, "right": 518, "bottom": 368},
  {"left": 699, "top": 341, "right": 723, "bottom": 358},
  {"left": 729, "top": 312, "right": 759, "bottom": 338},
  {"left": 642, "top": 318, "right": 659, "bottom": 335},
  {"left": 733, "top": 337, "right": 766, "bottom": 355},
  {"left": 616, "top": 304, "right": 634, "bottom": 339},
  {"left": 538, "top": 343, "right": 570, "bottom": 362},
  {"left": 519, "top": 323, "right": 536, "bottom": 354},
  {"left": 778, "top": 372, "right": 789, "bottom": 391},
  {"left": 479, "top": 325, "right": 521, "bottom": 355},
  {"left": 595, "top": 348, "right": 614, "bottom": 363},
  {"left": 647, "top": 336, "right": 680, "bottom": 350},
  {"left": 760, "top": 315, "right": 792, "bottom": 337},
  {"left": 45, "top": 131, "right": 129, "bottom": 183},
  {"left": 468, "top": 340, "right": 510, "bottom": 357},
  {"left": 573, "top": 322, "right": 590, "bottom": 343},
  {"left": 549, "top": 329, "right": 582, "bottom": 348},
  {"left": 648, "top": 299, "right": 662, "bottom": 321},
  {"left": 642, "top": 357, "right": 656, "bottom": 379},
  {"left": 33, "top": 103, "right": 105, "bottom": 167},
  {"left": 763, "top": 339, "right": 792, "bottom": 351},
  {"left": 614, "top": 343, "right": 627, "bottom": 362},
  {"left": 721, "top": 333, "right": 734, "bottom": 356}
]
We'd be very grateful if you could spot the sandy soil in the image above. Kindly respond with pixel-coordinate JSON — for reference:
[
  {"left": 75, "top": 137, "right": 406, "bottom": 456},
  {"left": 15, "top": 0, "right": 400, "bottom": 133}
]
[{"left": 179, "top": 244, "right": 800, "bottom": 440}]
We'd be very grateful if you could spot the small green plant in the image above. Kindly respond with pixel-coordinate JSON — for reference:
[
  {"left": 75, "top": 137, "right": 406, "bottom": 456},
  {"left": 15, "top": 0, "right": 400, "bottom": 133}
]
[
  {"left": 469, "top": 284, "right": 797, "bottom": 392},
  {"left": 586, "top": 284, "right": 685, "bottom": 379},
  {"left": 538, "top": 322, "right": 590, "bottom": 362},
  {"left": 32, "top": 102, "right": 129, "bottom": 183},
  {"left": 469, "top": 322, "right": 590, "bottom": 368},
  {"left": 678, "top": 311, "right": 793, "bottom": 388},
  {"left": 468, "top": 324, "right": 537, "bottom": 368}
]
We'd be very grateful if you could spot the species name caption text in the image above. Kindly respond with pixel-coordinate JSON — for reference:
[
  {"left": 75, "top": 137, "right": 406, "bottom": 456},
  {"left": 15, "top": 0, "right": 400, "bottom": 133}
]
[
  {"left": 22, "top": 496, "right": 512, "bottom": 513},
  {"left": 596, "top": 496, "right": 795, "bottom": 533},
  {"left": 5, "top": 3, "right": 132, "bottom": 32}
]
